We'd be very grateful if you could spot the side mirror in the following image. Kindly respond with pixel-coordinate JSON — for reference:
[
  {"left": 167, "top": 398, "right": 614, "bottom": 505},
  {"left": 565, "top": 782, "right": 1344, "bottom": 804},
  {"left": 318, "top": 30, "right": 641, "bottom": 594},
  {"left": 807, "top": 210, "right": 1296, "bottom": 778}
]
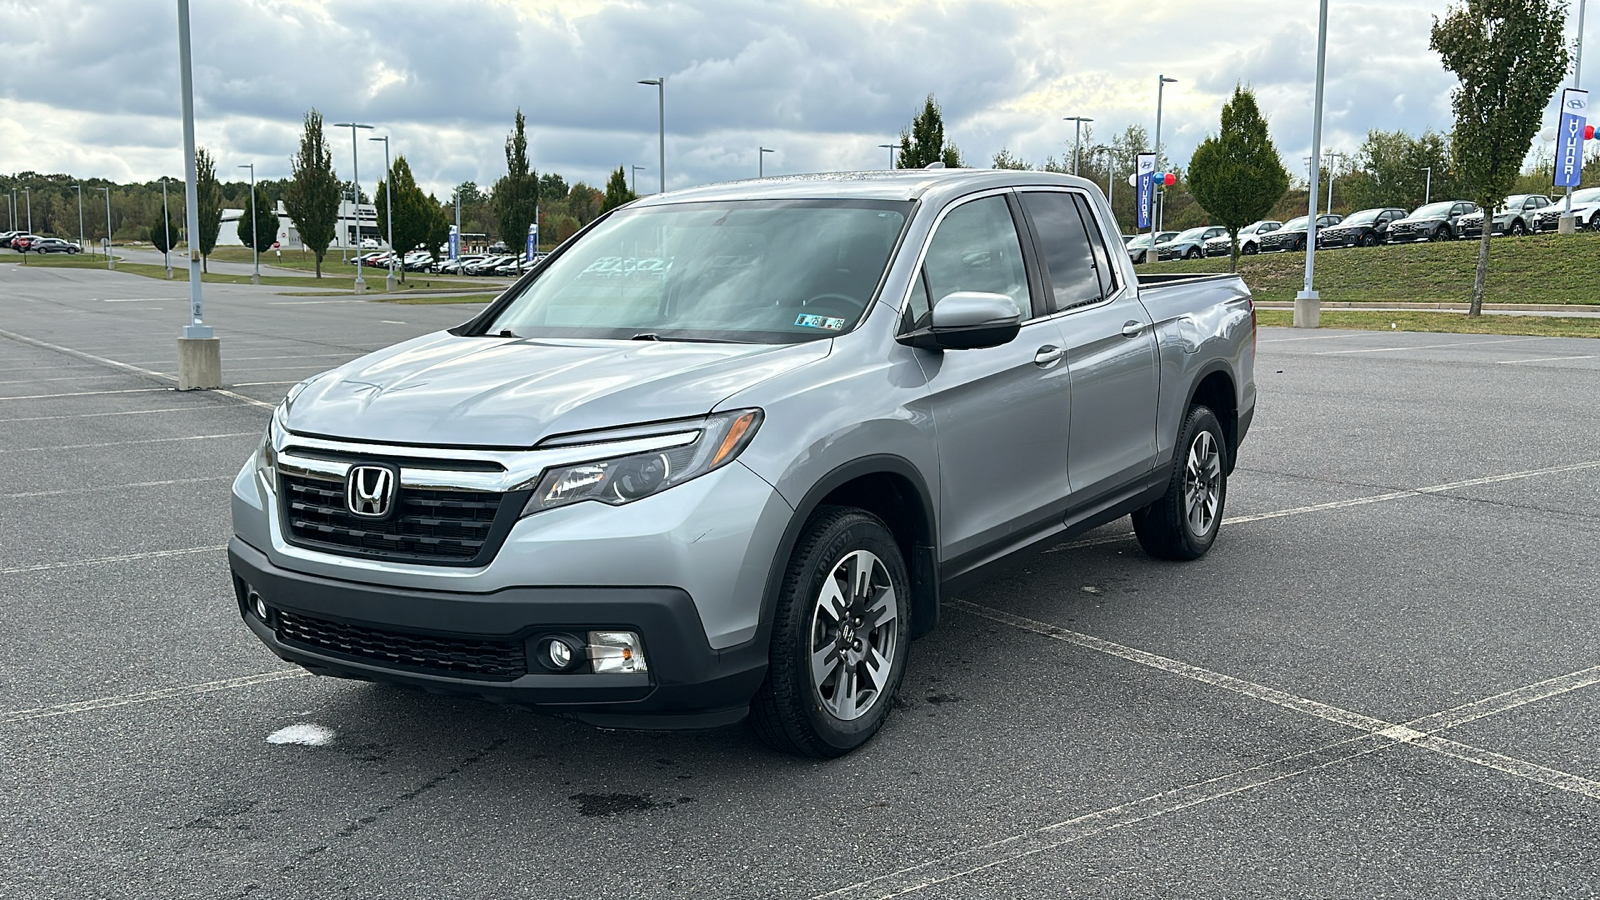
[{"left": 899, "top": 291, "right": 1022, "bottom": 351}]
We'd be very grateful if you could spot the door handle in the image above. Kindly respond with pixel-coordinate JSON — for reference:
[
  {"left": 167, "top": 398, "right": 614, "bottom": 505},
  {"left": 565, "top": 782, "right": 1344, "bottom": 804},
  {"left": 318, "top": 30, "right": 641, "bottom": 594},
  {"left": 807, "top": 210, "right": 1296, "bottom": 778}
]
[
  {"left": 1034, "top": 345, "right": 1065, "bottom": 367},
  {"left": 1121, "top": 321, "right": 1147, "bottom": 337}
]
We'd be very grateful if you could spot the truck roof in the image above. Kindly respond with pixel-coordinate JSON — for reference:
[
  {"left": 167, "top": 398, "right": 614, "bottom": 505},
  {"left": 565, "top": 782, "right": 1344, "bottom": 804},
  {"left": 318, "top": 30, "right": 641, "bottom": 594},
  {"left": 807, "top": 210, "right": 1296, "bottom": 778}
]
[{"left": 629, "top": 168, "right": 1097, "bottom": 206}]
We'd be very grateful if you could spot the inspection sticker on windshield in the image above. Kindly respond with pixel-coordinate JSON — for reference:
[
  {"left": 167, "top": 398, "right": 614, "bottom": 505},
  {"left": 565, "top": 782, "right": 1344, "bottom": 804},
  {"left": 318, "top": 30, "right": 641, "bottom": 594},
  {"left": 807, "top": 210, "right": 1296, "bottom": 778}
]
[{"left": 795, "top": 314, "right": 846, "bottom": 330}]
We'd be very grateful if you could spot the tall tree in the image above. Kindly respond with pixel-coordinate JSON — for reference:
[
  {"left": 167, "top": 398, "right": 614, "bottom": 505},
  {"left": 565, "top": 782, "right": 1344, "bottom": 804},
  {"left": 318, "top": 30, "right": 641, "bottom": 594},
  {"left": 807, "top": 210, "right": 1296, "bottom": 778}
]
[
  {"left": 896, "top": 95, "right": 963, "bottom": 169},
  {"left": 492, "top": 108, "right": 539, "bottom": 244},
  {"left": 194, "top": 147, "right": 223, "bottom": 272},
  {"left": 285, "top": 109, "right": 341, "bottom": 277},
  {"left": 1187, "top": 85, "right": 1291, "bottom": 270},
  {"left": 375, "top": 155, "right": 442, "bottom": 283},
  {"left": 236, "top": 188, "right": 278, "bottom": 253},
  {"left": 601, "top": 165, "right": 636, "bottom": 213},
  {"left": 1431, "top": 0, "right": 1569, "bottom": 315},
  {"left": 1341, "top": 129, "right": 1460, "bottom": 210}
]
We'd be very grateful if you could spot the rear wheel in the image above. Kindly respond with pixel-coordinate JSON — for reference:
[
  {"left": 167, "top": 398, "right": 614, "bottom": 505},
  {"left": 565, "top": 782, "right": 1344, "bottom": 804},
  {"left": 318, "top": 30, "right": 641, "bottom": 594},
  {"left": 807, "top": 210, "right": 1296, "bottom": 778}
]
[
  {"left": 751, "top": 507, "right": 911, "bottom": 758},
  {"left": 1133, "top": 406, "right": 1228, "bottom": 561}
]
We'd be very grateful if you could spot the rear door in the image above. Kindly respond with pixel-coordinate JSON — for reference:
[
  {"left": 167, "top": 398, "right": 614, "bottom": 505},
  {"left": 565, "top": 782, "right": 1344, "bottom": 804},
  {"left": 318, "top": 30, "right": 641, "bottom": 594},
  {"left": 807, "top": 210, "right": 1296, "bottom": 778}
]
[
  {"left": 1018, "top": 189, "right": 1159, "bottom": 503},
  {"left": 906, "top": 191, "right": 1072, "bottom": 566}
]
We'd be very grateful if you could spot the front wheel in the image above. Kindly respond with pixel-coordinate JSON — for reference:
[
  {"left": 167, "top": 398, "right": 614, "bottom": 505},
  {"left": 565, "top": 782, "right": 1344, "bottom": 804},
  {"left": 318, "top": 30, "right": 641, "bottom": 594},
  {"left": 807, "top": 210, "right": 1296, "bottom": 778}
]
[
  {"left": 1185, "top": 248, "right": 1202, "bottom": 260},
  {"left": 1242, "top": 242, "right": 1258, "bottom": 255},
  {"left": 751, "top": 507, "right": 911, "bottom": 758},
  {"left": 1133, "top": 406, "right": 1228, "bottom": 561},
  {"left": 1509, "top": 220, "right": 1527, "bottom": 236},
  {"left": 1360, "top": 233, "right": 1378, "bottom": 247}
]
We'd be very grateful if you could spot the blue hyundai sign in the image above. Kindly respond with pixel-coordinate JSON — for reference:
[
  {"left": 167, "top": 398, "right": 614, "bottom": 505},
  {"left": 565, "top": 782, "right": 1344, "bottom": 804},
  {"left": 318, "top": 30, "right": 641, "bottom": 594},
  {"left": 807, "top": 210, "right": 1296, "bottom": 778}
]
[
  {"left": 526, "top": 223, "right": 538, "bottom": 262},
  {"left": 1554, "top": 88, "right": 1589, "bottom": 189},
  {"left": 1136, "top": 153, "right": 1156, "bottom": 230}
]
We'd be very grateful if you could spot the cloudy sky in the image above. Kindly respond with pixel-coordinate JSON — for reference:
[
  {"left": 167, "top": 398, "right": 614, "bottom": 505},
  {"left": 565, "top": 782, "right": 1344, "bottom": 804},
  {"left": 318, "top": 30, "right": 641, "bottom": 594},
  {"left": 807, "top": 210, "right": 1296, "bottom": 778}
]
[{"left": 0, "top": 0, "right": 1589, "bottom": 198}]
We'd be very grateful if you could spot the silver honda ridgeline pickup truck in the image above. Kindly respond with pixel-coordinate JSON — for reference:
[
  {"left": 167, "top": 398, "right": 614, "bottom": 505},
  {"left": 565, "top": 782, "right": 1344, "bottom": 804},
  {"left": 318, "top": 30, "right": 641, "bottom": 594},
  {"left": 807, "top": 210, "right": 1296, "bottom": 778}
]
[{"left": 231, "top": 169, "right": 1255, "bottom": 757}]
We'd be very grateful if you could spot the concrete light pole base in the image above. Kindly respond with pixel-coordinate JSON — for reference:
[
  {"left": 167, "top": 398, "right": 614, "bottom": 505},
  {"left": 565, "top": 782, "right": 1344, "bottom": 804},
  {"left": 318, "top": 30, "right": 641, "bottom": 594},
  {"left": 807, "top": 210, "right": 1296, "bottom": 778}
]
[
  {"left": 385, "top": 273, "right": 397, "bottom": 293},
  {"left": 177, "top": 337, "right": 222, "bottom": 390},
  {"left": 353, "top": 279, "right": 368, "bottom": 294},
  {"left": 1558, "top": 215, "right": 1577, "bottom": 235},
  {"left": 251, "top": 274, "right": 261, "bottom": 285},
  {"left": 1293, "top": 292, "right": 1321, "bottom": 328}
]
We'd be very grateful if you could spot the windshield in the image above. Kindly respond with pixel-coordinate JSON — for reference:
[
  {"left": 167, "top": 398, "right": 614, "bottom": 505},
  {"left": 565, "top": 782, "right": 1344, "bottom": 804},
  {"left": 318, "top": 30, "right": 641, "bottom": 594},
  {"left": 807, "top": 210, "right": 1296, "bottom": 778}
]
[
  {"left": 1170, "top": 227, "right": 1210, "bottom": 243},
  {"left": 1341, "top": 209, "right": 1380, "bottom": 225},
  {"left": 1573, "top": 188, "right": 1600, "bottom": 204},
  {"left": 481, "top": 199, "right": 911, "bottom": 343},
  {"left": 1280, "top": 216, "right": 1308, "bottom": 231},
  {"left": 1410, "top": 202, "right": 1454, "bottom": 219},
  {"left": 1501, "top": 195, "right": 1534, "bottom": 210}
]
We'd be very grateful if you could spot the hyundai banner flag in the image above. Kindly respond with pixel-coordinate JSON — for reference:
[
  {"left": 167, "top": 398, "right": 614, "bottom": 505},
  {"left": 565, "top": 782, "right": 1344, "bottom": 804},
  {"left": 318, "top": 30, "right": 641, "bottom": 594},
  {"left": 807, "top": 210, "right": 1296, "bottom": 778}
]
[
  {"left": 448, "top": 225, "right": 459, "bottom": 261},
  {"left": 1554, "top": 88, "right": 1589, "bottom": 189},
  {"left": 526, "top": 223, "right": 538, "bottom": 262},
  {"left": 1136, "top": 153, "right": 1156, "bottom": 229}
]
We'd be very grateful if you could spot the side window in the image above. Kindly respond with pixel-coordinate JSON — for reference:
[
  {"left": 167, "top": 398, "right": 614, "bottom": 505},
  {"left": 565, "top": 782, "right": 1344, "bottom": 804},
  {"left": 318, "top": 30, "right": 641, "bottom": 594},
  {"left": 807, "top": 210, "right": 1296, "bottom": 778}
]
[
  {"left": 1018, "top": 191, "right": 1102, "bottom": 313},
  {"left": 902, "top": 272, "right": 932, "bottom": 331},
  {"left": 919, "top": 195, "right": 1031, "bottom": 321},
  {"left": 1072, "top": 194, "right": 1119, "bottom": 298}
]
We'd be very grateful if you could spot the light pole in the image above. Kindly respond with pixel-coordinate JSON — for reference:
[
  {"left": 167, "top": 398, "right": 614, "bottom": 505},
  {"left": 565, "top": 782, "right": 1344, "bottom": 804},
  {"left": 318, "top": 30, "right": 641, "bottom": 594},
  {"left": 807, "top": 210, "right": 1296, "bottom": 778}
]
[
  {"left": 1324, "top": 151, "right": 1342, "bottom": 214},
  {"left": 161, "top": 177, "right": 172, "bottom": 278},
  {"left": 334, "top": 121, "right": 374, "bottom": 292},
  {"left": 238, "top": 163, "right": 259, "bottom": 284},
  {"left": 175, "top": 0, "right": 219, "bottom": 391},
  {"left": 3, "top": 192, "right": 10, "bottom": 232},
  {"left": 1063, "top": 116, "right": 1094, "bottom": 175},
  {"left": 1560, "top": 0, "right": 1588, "bottom": 232},
  {"left": 1097, "top": 147, "right": 1117, "bottom": 229},
  {"left": 1296, "top": 0, "right": 1330, "bottom": 328},
  {"left": 879, "top": 142, "right": 898, "bottom": 169},
  {"left": 23, "top": 186, "right": 30, "bottom": 233},
  {"left": 95, "top": 187, "right": 113, "bottom": 269},
  {"left": 71, "top": 183, "right": 85, "bottom": 258},
  {"left": 1152, "top": 75, "right": 1177, "bottom": 244},
  {"left": 631, "top": 165, "right": 646, "bottom": 194},
  {"left": 638, "top": 77, "right": 665, "bottom": 194},
  {"left": 1422, "top": 166, "right": 1433, "bottom": 206},
  {"left": 759, "top": 147, "right": 775, "bottom": 178},
  {"left": 369, "top": 135, "right": 396, "bottom": 292}
]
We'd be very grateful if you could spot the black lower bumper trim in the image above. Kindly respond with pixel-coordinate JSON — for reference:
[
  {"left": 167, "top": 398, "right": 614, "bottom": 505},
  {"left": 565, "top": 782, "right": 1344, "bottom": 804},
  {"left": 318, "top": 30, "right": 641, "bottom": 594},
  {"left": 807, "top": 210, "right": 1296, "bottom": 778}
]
[{"left": 229, "top": 538, "right": 767, "bottom": 727}]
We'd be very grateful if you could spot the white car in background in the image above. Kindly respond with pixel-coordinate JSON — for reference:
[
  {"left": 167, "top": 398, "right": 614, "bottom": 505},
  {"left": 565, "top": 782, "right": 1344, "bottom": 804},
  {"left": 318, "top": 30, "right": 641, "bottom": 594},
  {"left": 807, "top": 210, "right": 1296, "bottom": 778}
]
[{"left": 1532, "top": 187, "right": 1600, "bottom": 231}]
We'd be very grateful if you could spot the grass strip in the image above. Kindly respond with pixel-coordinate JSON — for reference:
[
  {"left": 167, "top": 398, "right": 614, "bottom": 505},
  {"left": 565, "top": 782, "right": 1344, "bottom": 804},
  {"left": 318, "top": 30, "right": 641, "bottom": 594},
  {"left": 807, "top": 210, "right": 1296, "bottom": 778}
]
[{"left": 1256, "top": 309, "right": 1600, "bottom": 338}]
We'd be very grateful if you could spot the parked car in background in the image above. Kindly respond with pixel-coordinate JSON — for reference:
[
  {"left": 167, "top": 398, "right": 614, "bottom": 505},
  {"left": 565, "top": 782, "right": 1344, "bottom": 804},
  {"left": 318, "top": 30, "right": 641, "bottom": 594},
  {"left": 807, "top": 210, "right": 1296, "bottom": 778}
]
[
  {"left": 29, "top": 237, "right": 83, "bottom": 254},
  {"left": 229, "top": 168, "right": 1257, "bottom": 757},
  {"left": 1458, "top": 194, "right": 1551, "bottom": 238},
  {"left": 434, "top": 254, "right": 486, "bottom": 275},
  {"left": 1257, "top": 214, "right": 1342, "bottom": 253},
  {"left": 1532, "top": 187, "right": 1600, "bottom": 231},
  {"left": 1386, "top": 201, "right": 1479, "bottom": 243},
  {"left": 1124, "top": 230, "right": 1179, "bottom": 264},
  {"left": 0, "top": 231, "right": 23, "bottom": 248},
  {"left": 360, "top": 238, "right": 380, "bottom": 250},
  {"left": 1315, "top": 207, "right": 1408, "bottom": 249},
  {"left": 1204, "top": 220, "right": 1282, "bottom": 257},
  {"left": 1157, "top": 225, "right": 1228, "bottom": 261},
  {"left": 10, "top": 234, "right": 37, "bottom": 252}
]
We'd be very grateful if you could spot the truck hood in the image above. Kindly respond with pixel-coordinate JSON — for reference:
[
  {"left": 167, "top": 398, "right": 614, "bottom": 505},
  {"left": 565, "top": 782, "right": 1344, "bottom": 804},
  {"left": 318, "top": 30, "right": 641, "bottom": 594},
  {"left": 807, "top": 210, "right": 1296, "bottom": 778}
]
[{"left": 284, "top": 332, "right": 830, "bottom": 447}]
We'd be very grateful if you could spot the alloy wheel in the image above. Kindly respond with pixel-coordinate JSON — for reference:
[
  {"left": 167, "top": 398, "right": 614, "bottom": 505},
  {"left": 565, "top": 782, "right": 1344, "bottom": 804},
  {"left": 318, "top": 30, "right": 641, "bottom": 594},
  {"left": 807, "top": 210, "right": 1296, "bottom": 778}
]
[
  {"left": 1183, "top": 431, "right": 1222, "bottom": 537},
  {"left": 809, "top": 550, "right": 898, "bottom": 721}
]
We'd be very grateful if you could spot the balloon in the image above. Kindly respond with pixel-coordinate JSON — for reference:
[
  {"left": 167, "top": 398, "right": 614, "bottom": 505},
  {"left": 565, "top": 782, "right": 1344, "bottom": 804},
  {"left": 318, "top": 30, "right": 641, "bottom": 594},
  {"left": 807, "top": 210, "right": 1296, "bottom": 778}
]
[
  {"left": 1542, "top": 127, "right": 1558, "bottom": 141},
  {"left": 1588, "top": 125, "right": 1596, "bottom": 140},
  {"left": 1164, "top": 173, "right": 1177, "bottom": 186},
  {"left": 1127, "top": 173, "right": 1139, "bottom": 187}
]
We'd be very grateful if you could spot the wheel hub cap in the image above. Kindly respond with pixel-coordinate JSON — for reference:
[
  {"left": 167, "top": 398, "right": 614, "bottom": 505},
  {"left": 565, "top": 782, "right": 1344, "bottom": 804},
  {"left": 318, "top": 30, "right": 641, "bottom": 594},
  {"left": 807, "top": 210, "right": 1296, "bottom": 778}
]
[
  {"left": 809, "top": 549, "right": 898, "bottom": 721},
  {"left": 1183, "top": 431, "right": 1222, "bottom": 536}
]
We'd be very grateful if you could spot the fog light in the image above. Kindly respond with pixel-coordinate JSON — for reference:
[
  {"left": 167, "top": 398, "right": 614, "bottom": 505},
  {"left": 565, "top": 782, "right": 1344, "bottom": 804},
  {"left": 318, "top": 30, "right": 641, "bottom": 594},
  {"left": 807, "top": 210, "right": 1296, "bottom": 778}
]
[
  {"left": 588, "top": 631, "right": 647, "bottom": 674},
  {"left": 247, "top": 590, "right": 269, "bottom": 621},
  {"left": 538, "top": 636, "right": 585, "bottom": 672}
]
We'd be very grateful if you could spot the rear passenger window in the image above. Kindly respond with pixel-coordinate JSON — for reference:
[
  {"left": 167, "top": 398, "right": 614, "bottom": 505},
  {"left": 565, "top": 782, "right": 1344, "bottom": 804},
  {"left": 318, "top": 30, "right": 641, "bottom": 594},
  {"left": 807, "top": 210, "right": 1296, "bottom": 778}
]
[
  {"left": 1019, "top": 191, "right": 1104, "bottom": 313},
  {"left": 1073, "top": 194, "right": 1119, "bottom": 298}
]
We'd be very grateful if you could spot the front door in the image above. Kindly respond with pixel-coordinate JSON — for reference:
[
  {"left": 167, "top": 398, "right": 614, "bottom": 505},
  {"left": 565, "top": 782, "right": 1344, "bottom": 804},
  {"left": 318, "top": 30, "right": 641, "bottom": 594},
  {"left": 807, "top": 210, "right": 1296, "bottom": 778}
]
[{"left": 905, "top": 192, "right": 1071, "bottom": 568}]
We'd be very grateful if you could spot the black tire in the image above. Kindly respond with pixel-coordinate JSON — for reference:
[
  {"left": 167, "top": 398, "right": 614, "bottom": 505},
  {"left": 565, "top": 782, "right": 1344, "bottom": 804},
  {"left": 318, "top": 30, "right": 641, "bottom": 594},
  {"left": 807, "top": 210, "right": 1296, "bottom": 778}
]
[
  {"left": 1360, "top": 233, "right": 1378, "bottom": 248},
  {"left": 1293, "top": 236, "right": 1306, "bottom": 252},
  {"left": 1432, "top": 226, "right": 1451, "bottom": 242},
  {"left": 1242, "top": 242, "right": 1258, "bottom": 255},
  {"left": 1185, "top": 247, "right": 1202, "bottom": 260},
  {"left": 750, "top": 506, "right": 911, "bottom": 758},
  {"left": 1132, "top": 406, "right": 1229, "bottom": 561},
  {"left": 1509, "top": 220, "right": 1527, "bottom": 236}
]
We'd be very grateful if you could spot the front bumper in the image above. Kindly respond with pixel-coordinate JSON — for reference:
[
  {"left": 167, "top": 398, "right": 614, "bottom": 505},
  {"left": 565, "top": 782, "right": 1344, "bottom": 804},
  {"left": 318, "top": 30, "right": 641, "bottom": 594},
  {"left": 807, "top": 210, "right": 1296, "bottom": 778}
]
[{"left": 230, "top": 537, "right": 767, "bottom": 728}]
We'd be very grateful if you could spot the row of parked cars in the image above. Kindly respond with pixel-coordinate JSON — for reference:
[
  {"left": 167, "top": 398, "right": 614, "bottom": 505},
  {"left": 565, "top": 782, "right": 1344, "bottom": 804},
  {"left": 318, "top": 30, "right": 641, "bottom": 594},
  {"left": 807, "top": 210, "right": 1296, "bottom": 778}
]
[
  {"left": 1, "top": 231, "right": 83, "bottom": 254},
  {"left": 352, "top": 249, "right": 549, "bottom": 277},
  {"left": 1123, "top": 187, "right": 1600, "bottom": 263}
]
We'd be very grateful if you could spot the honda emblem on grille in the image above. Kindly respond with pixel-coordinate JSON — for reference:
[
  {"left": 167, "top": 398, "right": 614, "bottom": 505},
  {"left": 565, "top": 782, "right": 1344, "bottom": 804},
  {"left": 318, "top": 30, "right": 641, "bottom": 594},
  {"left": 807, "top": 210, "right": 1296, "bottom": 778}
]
[{"left": 346, "top": 465, "right": 396, "bottom": 519}]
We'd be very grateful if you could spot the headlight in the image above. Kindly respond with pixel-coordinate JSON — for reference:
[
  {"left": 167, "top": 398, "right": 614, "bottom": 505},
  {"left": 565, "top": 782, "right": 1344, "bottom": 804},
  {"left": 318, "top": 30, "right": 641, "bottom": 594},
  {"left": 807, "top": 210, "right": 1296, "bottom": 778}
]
[
  {"left": 522, "top": 409, "right": 762, "bottom": 516},
  {"left": 255, "top": 405, "right": 283, "bottom": 484}
]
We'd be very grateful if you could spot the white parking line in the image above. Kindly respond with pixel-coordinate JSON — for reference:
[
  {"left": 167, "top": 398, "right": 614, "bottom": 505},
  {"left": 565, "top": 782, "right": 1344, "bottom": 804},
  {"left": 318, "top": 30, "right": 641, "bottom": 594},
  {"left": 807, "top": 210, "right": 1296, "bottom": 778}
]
[
  {"left": 2, "top": 476, "right": 230, "bottom": 499},
  {"left": 1496, "top": 355, "right": 1594, "bottom": 365},
  {"left": 0, "top": 387, "right": 170, "bottom": 402},
  {"left": 0, "top": 326, "right": 274, "bottom": 409},
  {"left": 0, "top": 544, "right": 226, "bottom": 575},
  {"left": 0, "top": 406, "right": 235, "bottom": 423},
  {"left": 0, "top": 432, "right": 255, "bottom": 454},
  {"left": 0, "top": 373, "right": 131, "bottom": 386},
  {"left": 0, "top": 670, "right": 311, "bottom": 725},
  {"left": 1315, "top": 337, "right": 1535, "bottom": 355}
]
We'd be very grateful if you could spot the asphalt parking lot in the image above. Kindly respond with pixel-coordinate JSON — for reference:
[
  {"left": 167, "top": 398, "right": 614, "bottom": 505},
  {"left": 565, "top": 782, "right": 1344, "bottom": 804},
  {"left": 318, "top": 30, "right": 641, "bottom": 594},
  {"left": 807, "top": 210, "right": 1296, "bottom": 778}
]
[{"left": 3, "top": 261, "right": 1599, "bottom": 898}]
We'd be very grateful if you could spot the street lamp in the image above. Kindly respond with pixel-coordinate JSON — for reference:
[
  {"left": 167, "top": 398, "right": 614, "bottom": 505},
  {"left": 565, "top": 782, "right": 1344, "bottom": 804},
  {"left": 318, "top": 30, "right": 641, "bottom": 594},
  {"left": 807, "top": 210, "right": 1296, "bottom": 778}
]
[
  {"left": 160, "top": 177, "right": 172, "bottom": 278},
  {"left": 70, "top": 183, "right": 85, "bottom": 259},
  {"left": 1152, "top": 75, "right": 1177, "bottom": 243},
  {"left": 1063, "top": 116, "right": 1094, "bottom": 175},
  {"left": 369, "top": 135, "right": 396, "bottom": 292},
  {"left": 1096, "top": 147, "right": 1117, "bottom": 227},
  {"left": 238, "top": 163, "right": 259, "bottom": 284},
  {"left": 95, "top": 186, "right": 113, "bottom": 270},
  {"left": 759, "top": 146, "right": 775, "bottom": 178},
  {"left": 638, "top": 78, "right": 665, "bottom": 194},
  {"left": 333, "top": 121, "right": 374, "bottom": 292},
  {"left": 878, "top": 143, "right": 898, "bottom": 169},
  {"left": 1324, "top": 150, "right": 1342, "bottom": 214},
  {"left": 631, "top": 165, "right": 646, "bottom": 194},
  {"left": 3, "top": 191, "right": 10, "bottom": 232},
  {"left": 1296, "top": 0, "right": 1330, "bottom": 329},
  {"left": 22, "top": 186, "right": 30, "bottom": 233},
  {"left": 1421, "top": 166, "right": 1433, "bottom": 206}
]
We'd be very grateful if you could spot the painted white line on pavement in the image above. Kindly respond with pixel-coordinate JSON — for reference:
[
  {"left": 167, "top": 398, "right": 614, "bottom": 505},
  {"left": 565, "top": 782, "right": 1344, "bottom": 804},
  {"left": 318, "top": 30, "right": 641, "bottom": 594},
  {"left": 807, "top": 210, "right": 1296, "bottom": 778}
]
[
  {"left": 0, "top": 670, "right": 311, "bottom": 725},
  {"left": 2, "top": 476, "right": 230, "bottom": 499},
  {"left": 1404, "top": 666, "right": 1600, "bottom": 735},
  {"left": 0, "top": 406, "right": 233, "bottom": 423},
  {"left": 0, "top": 387, "right": 170, "bottom": 401},
  {"left": 230, "top": 381, "right": 300, "bottom": 387},
  {"left": 1314, "top": 336, "right": 1535, "bottom": 355},
  {"left": 0, "top": 326, "right": 274, "bottom": 409},
  {"left": 1496, "top": 355, "right": 1594, "bottom": 365},
  {"left": 1256, "top": 332, "right": 1364, "bottom": 344},
  {"left": 1413, "top": 735, "right": 1600, "bottom": 801},
  {"left": 266, "top": 299, "right": 364, "bottom": 305},
  {"left": 101, "top": 298, "right": 180, "bottom": 303},
  {"left": 0, "top": 432, "right": 255, "bottom": 454},
  {"left": 0, "top": 373, "right": 131, "bottom": 386},
  {"left": 0, "top": 544, "right": 226, "bottom": 575}
]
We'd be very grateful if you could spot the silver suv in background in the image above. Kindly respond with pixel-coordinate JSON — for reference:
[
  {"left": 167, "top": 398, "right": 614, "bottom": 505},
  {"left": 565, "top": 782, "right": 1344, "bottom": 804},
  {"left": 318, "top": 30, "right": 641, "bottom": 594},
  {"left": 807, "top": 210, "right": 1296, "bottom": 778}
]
[
  {"left": 231, "top": 170, "right": 1256, "bottom": 757},
  {"left": 1204, "top": 220, "right": 1282, "bottom": 257}
]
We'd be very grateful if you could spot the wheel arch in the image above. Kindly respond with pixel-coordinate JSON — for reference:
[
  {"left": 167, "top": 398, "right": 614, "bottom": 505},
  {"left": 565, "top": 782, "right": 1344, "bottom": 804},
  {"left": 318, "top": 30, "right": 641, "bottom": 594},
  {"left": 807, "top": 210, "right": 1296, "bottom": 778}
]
[{"left": 1185, "top": 364, "right": 1240, "bottom": 473}]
